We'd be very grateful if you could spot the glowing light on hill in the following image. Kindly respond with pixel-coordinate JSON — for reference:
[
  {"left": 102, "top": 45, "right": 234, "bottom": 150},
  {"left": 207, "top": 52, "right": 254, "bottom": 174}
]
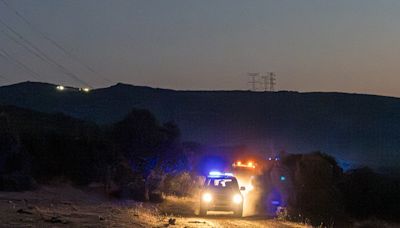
[{"left": 80, "top": 87, "right": 91, "bottom": 92}]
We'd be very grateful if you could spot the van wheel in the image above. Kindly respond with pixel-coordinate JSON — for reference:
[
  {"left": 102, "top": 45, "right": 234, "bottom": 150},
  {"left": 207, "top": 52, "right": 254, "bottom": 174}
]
[
  {"left": 199, "top": 207, "right": 207, "bottom": 216},
  {"left": 233, "top": 207, "right": 243, "bottom": 217}
]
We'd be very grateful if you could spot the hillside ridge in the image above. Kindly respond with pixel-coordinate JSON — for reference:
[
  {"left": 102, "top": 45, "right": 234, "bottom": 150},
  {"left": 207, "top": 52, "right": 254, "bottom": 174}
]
[{"left": 1, "top": 81, "right": 399, "bottom": 169}]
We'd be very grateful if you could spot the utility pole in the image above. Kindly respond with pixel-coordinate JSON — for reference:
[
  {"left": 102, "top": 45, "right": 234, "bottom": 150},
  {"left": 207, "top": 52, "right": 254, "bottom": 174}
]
[
  {"left": 247, "top": 72, "right": 259, "bottom": 91},
  {"left": 261, "top": 72, "right": 277, "bottom": 92},
  {"left": 268, "top": 72, "right": 276, "bottom": 92},
  {"left": 261, "top": 75, "right": 269, "bottom": 92}
]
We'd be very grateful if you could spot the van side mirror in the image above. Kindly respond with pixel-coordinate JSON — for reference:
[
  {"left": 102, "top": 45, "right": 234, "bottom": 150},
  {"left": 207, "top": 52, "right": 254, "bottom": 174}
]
[{"left": 240, "top": 186, "right": 246, "bottom": 191}]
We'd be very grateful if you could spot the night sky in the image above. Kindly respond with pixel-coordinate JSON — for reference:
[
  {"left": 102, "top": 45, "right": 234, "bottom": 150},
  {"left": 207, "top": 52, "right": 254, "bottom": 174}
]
[{"left": 0, "top": 0, "right": 400, "bottom": 97}]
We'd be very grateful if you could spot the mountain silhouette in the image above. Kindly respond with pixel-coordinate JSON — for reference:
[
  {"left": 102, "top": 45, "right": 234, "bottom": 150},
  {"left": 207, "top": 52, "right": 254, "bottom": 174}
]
[{"left": 1, "top": 81, "right": 399, "bottom": 169}]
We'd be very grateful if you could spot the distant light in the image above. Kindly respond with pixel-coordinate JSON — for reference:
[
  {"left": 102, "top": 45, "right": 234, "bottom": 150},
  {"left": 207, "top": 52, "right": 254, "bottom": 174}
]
[
  {"left": 56, "top": 85, "right": 65, "bottom": 91},
  {"left": 248, "top": 162, "right": 253, "bottom": 167},
  {"left": 271, "top": 200, "right": 280, "bottom": 206},
  {"left": 237, "top": 161, "right": 242, "bottom": 165},
  {"left": 275, "top": 157, "right": 280, "bottom": 161},
  {"left": 80, "top": 87, "right": 91, "bottom": 92},
  {"left": 280, "top": 176, "right": 286, "bottom": 181},
  {"left": 268, "top": 157, "right": 272, "bottom": 161}
]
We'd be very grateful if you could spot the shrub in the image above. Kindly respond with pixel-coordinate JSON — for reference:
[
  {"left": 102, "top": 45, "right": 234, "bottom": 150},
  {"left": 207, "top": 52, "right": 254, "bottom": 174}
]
[
  {"left": 112, "top": 160, "right": 147, "bottom": 201},
  {"left": 282, "top": 152, "right": 345, "bottom": 226},
  {"left": 339, "top": 167, "right": 400, "bottom": 222},
  {"left": 0, "top": 173, "right": 37, "bottom": 191},
  {"left": 162, "top": 172, "right": 196, "bottom": 197}
]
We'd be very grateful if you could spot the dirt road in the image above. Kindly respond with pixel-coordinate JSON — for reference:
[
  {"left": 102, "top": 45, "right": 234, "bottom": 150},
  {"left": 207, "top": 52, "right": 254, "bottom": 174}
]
[
  {"left": 0, "top": 185, "right": 308, "bottom": 227},
  {"left": 165, "top": 216, "right": 308, "bottom": 228}
]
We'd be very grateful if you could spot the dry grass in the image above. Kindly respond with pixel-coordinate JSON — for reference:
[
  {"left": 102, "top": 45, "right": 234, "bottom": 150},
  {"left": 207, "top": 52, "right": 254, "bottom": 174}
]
[{"left": 0, "top": 186, "right": 312, "bottom": 227}]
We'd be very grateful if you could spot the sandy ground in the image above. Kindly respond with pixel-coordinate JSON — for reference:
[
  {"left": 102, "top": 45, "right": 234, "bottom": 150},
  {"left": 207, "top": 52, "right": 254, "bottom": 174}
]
[{"left": 0, "top": 185, "right": 309, "bottom": 228}]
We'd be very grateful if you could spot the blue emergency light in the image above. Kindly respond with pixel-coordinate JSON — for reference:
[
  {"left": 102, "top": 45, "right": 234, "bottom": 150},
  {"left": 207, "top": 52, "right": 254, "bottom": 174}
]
[
  {"left": 271, "top": 200, "right": 281, "bottom": 206},
  {"left": 208, "top": 171, "right": 234, "bottom": 177},
  {"left": 209, "top": 171, "right": 222, "bottom": 176}
]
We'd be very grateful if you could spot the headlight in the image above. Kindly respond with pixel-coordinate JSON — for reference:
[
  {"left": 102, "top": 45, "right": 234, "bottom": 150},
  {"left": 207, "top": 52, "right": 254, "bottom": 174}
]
[
  {"left": 202, "top": 193, "right": 212, "bottom": 203},
  {"left": 233, "top": 194, "right": 242, "bottom": 204}
]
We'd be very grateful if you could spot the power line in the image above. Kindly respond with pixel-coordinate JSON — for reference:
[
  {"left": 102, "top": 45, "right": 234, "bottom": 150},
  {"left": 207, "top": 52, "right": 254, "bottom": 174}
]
[
  {"left": 0, "top": 49, "right": 42, "bottom": 80},
  {"left": 0, "top": 16, "right": 91, "bottom": 87},
  {"left": 0, "top": 49, "right": 41, "bottom": 80},
  {"left": 0, "top": 17, "right": 90, "bottom": 86},
  {"left": 1, "top": 29, "right": 47, "bottom": 62},
  {"left": 1, "top": 0, "right": 112, "bottom": 84},
  {"left": 0, "top": 20, "right": 50, "bottom": 63},
  {"left": 0, "top": 29, "right": 63, "bottom": 82}
]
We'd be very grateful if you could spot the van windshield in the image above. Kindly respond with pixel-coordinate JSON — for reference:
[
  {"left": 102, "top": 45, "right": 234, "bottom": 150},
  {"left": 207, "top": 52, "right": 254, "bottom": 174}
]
[{"left": 205, "top": 178, "right": 239, "bottom": 190}]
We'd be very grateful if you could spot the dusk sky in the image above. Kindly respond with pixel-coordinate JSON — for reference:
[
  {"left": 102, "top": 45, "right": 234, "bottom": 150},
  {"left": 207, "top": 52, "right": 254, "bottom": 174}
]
[{"left": 0, "top": 0, "right": 400, "bottom": 97}]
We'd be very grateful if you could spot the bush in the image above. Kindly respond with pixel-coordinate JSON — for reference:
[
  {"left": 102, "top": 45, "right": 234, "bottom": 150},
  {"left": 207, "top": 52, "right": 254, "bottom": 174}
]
[
  {"left": 0, "top": 173, "right": 37, "bottom": 191},
  {"left": 0, "top": 106, "right": 185, "bottom": 201},
  {"left": 112, "top": 109, "right": 165, "bottom": 165},
  {"left": 282, "top": 152, "right": 345, "bottom": 226},
  {"left": 339, "top": 167, "right": 400, "bottom": 222},
  {"left": 112, "top": 161, "right": 146, "bottom": 201},
  {"left": 162, "top": 172, "right": 196, "bottom": 197},
  {"left": 145, "top": 169, "right": 165, "bottom": 202},
  {"left": 280, "top": 152, "right": 400, "bottom": 225}
]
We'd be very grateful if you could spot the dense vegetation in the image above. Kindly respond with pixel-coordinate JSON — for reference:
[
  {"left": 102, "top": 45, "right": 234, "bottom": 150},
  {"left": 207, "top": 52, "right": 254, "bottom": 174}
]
[
  {"left": 0, "top": 105, "right": 189, "bottom": 200},
  {"left": 0, "top": 105, "right": 399, "bottom": 226},
  {"left": 277, "top": 152, "right": 400, "bottom": 226}
]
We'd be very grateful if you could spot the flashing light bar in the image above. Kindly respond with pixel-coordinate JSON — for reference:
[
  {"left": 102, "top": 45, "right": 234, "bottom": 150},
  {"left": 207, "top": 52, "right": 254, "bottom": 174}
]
[
  {"left": 209, "top": 171, "right": 223, "bottom": 176},
  {"left": 208, "top": 171, "right": 234, "bottom": 177},
  {"left": 232, "top": 161, "right": 256, "bottom": 169}
]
